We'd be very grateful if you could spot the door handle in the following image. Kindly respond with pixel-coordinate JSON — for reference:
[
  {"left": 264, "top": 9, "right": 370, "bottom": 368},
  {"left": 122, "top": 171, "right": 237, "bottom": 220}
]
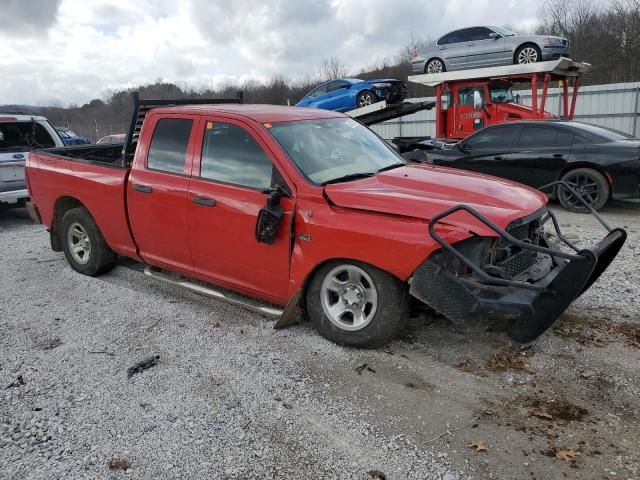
[
  {"left": 192, "top": 196, "right": 217, "bottom": 207},
  {"left": 133, "top": 184, "right": 153, "bottom": 193},
  {"left": 494, "top": 156, "right": 503, "bottom": 160},
  {"left": 553, "top": 153, "right": 564, "bottom": 158}
]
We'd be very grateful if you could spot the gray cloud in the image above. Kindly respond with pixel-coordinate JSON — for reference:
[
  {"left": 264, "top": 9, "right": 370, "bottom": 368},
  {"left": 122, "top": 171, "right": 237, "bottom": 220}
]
[
  {"left": 0, "top": 0, "right": 542, "bottom": 105},
  {"left": 0, "top": 0, "right": 62, "bottom": 35}
]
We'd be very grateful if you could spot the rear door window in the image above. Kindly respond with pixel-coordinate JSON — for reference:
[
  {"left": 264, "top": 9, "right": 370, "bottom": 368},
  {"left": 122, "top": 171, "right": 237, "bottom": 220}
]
[
  {"left": 0, "top": 122, "right": 56, "bottom": 152},
  {"left": 465, "top": 126, "right": 519, "bottom": 149},
  {"left": 200, "top": 122, "right": 273, "bottom": 189},
  {"left": 147, "top": 118, "right": 193, "bottom": 174},
  {"left": 517, "top": 127, "right": 574, "bottom": 147},
  {"left": 439, "top": 29, "right": 466, "bottom": 45}
]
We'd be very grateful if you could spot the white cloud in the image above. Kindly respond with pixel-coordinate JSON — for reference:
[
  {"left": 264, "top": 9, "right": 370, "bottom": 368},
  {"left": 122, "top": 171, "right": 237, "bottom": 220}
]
[{"left": 0, "top": 0, "right": 540, "bottom": 106}]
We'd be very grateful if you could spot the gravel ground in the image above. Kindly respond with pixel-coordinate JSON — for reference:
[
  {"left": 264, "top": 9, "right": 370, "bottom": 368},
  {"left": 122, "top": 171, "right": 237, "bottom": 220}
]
[{"left": 1, "top": 201, "right": 639, "bottom": 480}]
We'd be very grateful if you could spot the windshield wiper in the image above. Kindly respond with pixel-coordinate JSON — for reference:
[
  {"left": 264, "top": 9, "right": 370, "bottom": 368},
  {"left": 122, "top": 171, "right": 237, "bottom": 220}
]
[
  {"left": 377, "top": 162, "right": 405, "bottom": 173},
  {"left": 321, "top": 172, "right": 375, "bottom": 186}
]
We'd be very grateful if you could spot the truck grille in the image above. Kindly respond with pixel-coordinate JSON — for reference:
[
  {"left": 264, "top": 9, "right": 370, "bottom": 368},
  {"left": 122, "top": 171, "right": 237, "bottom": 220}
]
[{"left": 492, "top": 217, "right": 543, "bottom": 278}]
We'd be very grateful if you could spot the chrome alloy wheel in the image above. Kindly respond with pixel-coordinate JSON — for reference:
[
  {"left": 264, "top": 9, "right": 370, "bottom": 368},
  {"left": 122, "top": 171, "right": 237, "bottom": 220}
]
[
  {"left": 320, "top": 264, "right": 378, "bottom": 331},
  {"left": 427, "top": 59, "right": 444, "bottom": 73},
  {"left": 67, "top": 222, "right": 91, "bottom": 265},
  {"left": 358, "top": 92, "right": 375, "bottom": 107},
  {"left": 517, "top": 47, "right": 538, "bottom": 64}
]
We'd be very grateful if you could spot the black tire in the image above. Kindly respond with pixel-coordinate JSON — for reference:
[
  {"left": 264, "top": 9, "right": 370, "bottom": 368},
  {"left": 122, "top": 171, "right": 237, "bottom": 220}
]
[
  {"left": 305, "top": 260, "right": 409, "bottom": 348},
  {"left": 515, "top": 44, "right": 541, "bottom": 65},
  {"left": 425, "top": 58, "right": 446, "bottom": 74},
  {"left": 557, "top": 168, "right": 610, "bottom": 213},
  {"left": 60, "top": 207, "right": 117, "bottom": 276},
  {"left": 356, "top": 91, "right": 377, "bottom": 108}
]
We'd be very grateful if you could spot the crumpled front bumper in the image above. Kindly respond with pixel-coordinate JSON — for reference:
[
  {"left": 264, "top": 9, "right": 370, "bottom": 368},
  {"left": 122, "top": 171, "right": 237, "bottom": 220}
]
[
  {"left": 410, "top": 181, "right": 627, "bottom": 343},
  {"left": 410, "top": 228, "right": 626, "bottom": 343}
]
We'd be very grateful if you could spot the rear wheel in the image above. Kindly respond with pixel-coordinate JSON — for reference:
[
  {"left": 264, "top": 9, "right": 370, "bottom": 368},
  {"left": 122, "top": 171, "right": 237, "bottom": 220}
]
[
  {"left": 557, "top": 168, "right": 609, "bottom": 212},
  {"left": 356, "top": 91, "right": 377, "bottom": 108},
  {"left": 60, "top": 207, "right": 117, "bottom": 276},
  {"left": 306, "top": 261, "right": 409, "bottom": 348},
  {"left": 515, "top": 45, "right": 541, "bottom": 64},
  {"left": 425, "top": 58, "right": 445, "bottom": 74}
]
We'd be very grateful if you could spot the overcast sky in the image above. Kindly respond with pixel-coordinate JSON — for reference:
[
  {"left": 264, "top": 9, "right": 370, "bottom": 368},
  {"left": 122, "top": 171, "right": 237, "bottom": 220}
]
[{"left": 0, "top": 0, "right": 541, "bottom": 106}]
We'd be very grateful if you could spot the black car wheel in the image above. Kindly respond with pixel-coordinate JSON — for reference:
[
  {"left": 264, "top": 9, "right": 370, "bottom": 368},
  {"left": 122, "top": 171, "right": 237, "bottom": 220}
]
[
  {"left": 425, "top": 58, "right": 445, "bottom": 74},
  {"left": 356, "top": 91, "right": 377, "bottom": 108},
  {"left": 557, "top": 168, "right": 610, "bottom": 212}
]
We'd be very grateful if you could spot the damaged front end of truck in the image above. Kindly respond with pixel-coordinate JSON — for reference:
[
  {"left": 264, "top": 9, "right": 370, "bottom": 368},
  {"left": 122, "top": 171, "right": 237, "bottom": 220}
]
[{"left": 410, "top": 182, "right": 627, "bottom": 343}]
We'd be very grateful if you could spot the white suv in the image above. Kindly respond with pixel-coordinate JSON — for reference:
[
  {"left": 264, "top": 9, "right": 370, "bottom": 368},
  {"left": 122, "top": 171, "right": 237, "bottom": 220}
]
[{"left": 0, "top": 114, "right": 65, "bottom": 206}]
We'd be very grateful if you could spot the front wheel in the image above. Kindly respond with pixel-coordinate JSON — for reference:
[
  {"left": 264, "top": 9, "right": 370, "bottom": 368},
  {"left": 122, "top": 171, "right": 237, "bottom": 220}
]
[
  {"left": 306, "top": 261, "right": 409, "bottom": 348},
  {"left": 515, "top": 45, "right": 541, "bottom": 64},
  {"left": 557, "top": 168, "right": 610, "bottom": 212},
  {"left": 356, "top": 91, "right": 377, "bottom": 108},
  {"left": 60, "top": 207, "right": 117, "bottom": 276}
]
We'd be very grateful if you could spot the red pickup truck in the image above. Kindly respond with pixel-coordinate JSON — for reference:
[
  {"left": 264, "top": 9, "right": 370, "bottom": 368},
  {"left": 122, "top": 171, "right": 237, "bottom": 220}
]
[{"left": 25, "top": 94, "right": 626, "bottom": 347}]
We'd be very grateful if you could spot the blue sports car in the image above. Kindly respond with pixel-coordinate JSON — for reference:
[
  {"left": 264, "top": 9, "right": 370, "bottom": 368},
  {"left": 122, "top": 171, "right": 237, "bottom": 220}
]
[{"left": 296, "top": 78, "right": 408, "bottom": 112}]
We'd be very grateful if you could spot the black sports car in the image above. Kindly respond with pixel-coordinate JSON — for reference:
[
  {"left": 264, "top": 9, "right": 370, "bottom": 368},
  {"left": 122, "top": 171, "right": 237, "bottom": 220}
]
[{"left": 404, "top": 120, "right": 640, "bottom": 212}]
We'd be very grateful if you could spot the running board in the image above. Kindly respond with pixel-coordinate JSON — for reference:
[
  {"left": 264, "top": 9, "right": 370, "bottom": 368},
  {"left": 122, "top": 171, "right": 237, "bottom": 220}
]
[{"left": 143, "top": 267, "right": 283, "bottom": 319}]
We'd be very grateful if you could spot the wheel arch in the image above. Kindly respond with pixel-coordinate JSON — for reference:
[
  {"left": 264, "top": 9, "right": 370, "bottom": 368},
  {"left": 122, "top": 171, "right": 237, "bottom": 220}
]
[
  {"left": 294, "top": 257, "right": 407, "bottom": 317},
  {"left": 513, "top": 42, "right": 540, "bottom": 63},
  {"left": 50, "top": 196, "right": 87, "bottom": 251}
]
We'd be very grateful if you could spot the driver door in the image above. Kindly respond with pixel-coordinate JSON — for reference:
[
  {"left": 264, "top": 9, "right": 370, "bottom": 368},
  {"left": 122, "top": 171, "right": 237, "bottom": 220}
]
[
  {"left": 317, "top": 80, "right": 351, "bottom": 111},
  {"left": 187, "top": 117, "right": 295, "bottom": 304}
]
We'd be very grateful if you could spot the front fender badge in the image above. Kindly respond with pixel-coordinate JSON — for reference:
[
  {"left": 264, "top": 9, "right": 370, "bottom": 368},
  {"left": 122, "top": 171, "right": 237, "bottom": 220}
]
[{"left": 298, "top": 233, "right": 311, "bottom": 242}]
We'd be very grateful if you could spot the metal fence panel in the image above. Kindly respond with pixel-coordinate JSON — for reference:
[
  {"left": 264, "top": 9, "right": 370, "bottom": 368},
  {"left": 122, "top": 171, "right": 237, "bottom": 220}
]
[{"left": 370, "top": 81, "right": 640, "bottom": 139}]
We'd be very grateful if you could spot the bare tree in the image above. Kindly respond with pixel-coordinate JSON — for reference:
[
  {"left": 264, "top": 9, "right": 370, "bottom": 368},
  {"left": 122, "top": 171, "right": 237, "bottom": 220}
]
[{"left": 319, "top": 57, "right": 349, "bottom": 81}]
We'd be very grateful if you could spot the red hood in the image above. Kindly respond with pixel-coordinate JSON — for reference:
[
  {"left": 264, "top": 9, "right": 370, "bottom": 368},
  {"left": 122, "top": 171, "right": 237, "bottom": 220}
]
[{"left": 324, "top": 165, "right": 548, "bottom": 235}]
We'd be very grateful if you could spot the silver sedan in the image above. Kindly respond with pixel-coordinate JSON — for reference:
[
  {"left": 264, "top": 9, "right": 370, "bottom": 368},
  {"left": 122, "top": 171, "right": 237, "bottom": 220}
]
[{"left": 411, "top": 26, "right": 571, "bottom": 74}]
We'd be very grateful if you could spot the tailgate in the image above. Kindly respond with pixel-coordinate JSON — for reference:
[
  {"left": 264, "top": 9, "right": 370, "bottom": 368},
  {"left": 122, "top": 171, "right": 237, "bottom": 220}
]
[{"left": 0, "top": 151, "right": 27, "bottom": 192}]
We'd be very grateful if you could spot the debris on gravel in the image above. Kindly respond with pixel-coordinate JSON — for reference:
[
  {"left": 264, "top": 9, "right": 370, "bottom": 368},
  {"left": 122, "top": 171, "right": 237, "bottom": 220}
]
[{"left": 126, "top": 354, "right": 160, "bottom": 378}]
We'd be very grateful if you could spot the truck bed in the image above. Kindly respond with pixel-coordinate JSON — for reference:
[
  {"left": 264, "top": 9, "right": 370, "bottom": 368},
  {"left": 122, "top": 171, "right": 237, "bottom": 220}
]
[
  {"left": 40, "top": 144, "right": 125, "bottom": 168},
  {"left": 27, "top": 148, "right": 139, "bottom": 259}
]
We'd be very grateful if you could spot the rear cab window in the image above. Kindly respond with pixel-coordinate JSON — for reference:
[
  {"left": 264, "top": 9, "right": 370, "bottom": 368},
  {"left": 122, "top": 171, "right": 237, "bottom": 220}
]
[
  {"left": 0, "top": 122, "right": 56, "bottom": 152},
  {"left": 146, "top": 118, "right": 193, "bottom": 174}
]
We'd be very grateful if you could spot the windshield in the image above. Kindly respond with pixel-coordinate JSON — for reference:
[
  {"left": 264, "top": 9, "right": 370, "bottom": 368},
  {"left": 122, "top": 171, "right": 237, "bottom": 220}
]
[
  {"left": 268, "top": 118, "right": 405, "bottom": 185},
  {"left": 491, "top": 26, "right": 516, "bottom": 37},
  {"left": 490, "top": 84, "right": 514, "bottom": 103}
]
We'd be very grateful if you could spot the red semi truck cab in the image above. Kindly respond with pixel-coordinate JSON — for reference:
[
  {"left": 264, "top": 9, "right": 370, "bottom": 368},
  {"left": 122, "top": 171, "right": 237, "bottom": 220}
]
[
  {"left": 409, "top": 58, "right": 590, "bottom": 140},
  {"left": 25, "top": 94, "right": 625, "bottom": 348}
]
